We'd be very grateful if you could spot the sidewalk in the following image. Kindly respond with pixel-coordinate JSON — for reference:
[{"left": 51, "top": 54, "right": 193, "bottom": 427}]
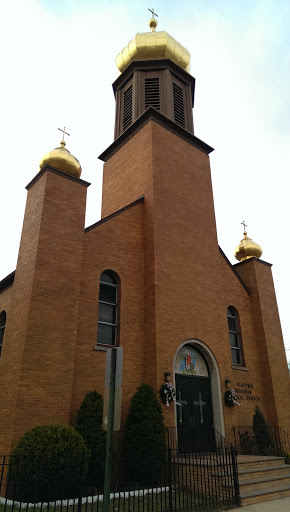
[{"left": 228, "top": 496, "right": 290, "bottom": 511}]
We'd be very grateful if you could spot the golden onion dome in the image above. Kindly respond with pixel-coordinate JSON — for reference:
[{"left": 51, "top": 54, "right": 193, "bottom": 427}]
[
  {"left": 116, "top": 17, "right": 191, "bottom": 74},
  {"left": 39, "top": 139, "right": 82, "bottom": 179},
  {"left": 234, "top": 230, "right": 263, "bottom": 262}
]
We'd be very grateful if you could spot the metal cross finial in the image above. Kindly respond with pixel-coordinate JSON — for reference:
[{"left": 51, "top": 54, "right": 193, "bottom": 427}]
[
  {"left": 148, "top": 7, "right": 158, "bottom": 18},
  {"left": 241, "top": 220, "right": 247, "bottom": 233},
  {"left": 58, "top": 126, "right": 70, "bottom": 145}
]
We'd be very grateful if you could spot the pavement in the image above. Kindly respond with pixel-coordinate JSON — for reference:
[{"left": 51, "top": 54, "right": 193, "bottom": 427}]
[{"left": 228, "top": 496, "right": 290, "bottom": 511}]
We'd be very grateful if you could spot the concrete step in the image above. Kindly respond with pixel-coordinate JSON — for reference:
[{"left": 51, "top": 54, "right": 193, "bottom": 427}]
[
  {"left": 213, "top": 464, "right": 289, "bottom": 480},
  {"left": 239, "top": 473, "right": 290, "bottom": 492},
  {"left": 237, "top": 455, "right": 285, "bottom": 470},
  {"left": 240, "top": 484, "right": 290, "bottom": 506},
  {"left": 239, "top": 464, "right": 290, "bottom": 481}
]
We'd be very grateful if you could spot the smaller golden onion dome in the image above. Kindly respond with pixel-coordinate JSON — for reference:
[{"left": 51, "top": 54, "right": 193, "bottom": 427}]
[
  {"left": 234, "top": 230, "right": 263, "bottom": 262},
  {"left": 116, "top": 17, "right": 191, "bottom": 74},
  {"left": 39, "top": 139, "right": 82, "bottom": 179}
]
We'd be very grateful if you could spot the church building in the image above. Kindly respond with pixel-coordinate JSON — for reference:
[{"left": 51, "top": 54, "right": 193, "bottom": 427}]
[{"left": 0, "top": 15, "right": 289, "bottom": 456}]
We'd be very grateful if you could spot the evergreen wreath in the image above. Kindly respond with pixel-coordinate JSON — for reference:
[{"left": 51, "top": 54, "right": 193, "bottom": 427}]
[
  {"left": 159, "top": 382, "right": 176, "bottom": 406},
  {"left": 224, "top": 389, "right": 240, "bottom": 407}
]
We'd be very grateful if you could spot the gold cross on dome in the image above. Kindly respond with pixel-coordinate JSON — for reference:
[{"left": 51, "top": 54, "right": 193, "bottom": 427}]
[
  {"left": 58, "top": 126, "right": 70, "bottom": 146},
  {"left": 148, "top": 7, "right": 158, "bottom": 18},
  {"left": 241, "top": 220, "right": 247, "bottom": 233}
]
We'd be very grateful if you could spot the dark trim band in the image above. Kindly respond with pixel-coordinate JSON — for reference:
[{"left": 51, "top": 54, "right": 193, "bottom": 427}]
[
  {"left": 234, "top": 258, "right": 272, "bottom": 269},
  {"left": 85, "top": 196, "right": 144, "bottom": 233},
  {"left": 219, "top": 247, "right": 250, "bottom": 295},
  {"left": 26, "top": 165, "right": 91, "bottom": 190},
  {"left": 99, "top": 107, "right": 214, "bottom": 162}
]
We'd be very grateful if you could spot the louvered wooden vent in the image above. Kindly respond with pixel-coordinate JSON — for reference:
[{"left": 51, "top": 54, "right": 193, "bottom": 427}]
[
  {"left": 145, "top": 78, "right": 160, "bottom": 110},
  {"left": 123, "top": 85, "right": 133, "bottom": 131},
  {"left": 173, "top": 83, "right": 185, "bottom": 128}
]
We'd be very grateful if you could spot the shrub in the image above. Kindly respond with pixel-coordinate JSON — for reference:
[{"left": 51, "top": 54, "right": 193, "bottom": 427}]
[
  {"left": 124, "top": 383, "right": 166, "bottom": 483},
  {"left": 10, "top": 424, "right": 90, "bottom": 502},
  {"left": 239, "top": 430, "right": 256, "bottom": 454},
  {"left": 75, "top": 391, "right": 106, "bottom": 486},
  {"left": 253, "top": 406, "right": 273, "bottom": 455}
]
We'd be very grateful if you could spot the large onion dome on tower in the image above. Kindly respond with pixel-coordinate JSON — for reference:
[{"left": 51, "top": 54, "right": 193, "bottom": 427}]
[
  {"left": 111, "top": 12, "right": 196, "bottom": 141},
  {"left": 234, "top": 225, "right": 262, "bottom": 262},
  {"left": 39, "top": 129, "right": 82, "bottom": 179},
  {"left": 116, "top": 14, "right": 191, "bottom": 73}
]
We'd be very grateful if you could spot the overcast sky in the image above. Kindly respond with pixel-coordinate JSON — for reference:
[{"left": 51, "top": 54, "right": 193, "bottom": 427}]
[{"left": 0, "top": 0, "right": 289, "bottom": 359}]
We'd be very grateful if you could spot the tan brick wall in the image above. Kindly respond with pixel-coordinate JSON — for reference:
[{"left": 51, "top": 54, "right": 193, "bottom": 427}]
[
  {"left": 100, "top": 119, "right": 284, "bottom": 436},
  {"left": 0, "top": 118, "right": 288, "bottom": 454},
  {"left": 235, "top": 259, "right": 290, "bottom": 431},
  {"left": 102, "top": 122, "right": 158, "bottom": 388},
  {"left": 0, "top": 169, "right": 87, "bottom": 453},
  {"left": 71, "top": 201, "right": 145, "bottom": 425}
]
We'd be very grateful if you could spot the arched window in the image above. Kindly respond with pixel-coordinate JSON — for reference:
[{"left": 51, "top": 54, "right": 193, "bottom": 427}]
[
  {"left": 97, "top": 271, "right": 118, "bottom": 346},
  {"left": 227, "top": 307, "right": 242, "bottom": 365},
  {"left": 0, "top": 310, "right": 7, "bottom": 357}
]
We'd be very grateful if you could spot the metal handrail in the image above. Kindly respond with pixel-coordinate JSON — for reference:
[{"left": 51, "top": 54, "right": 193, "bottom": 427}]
[
  {"left": 232, "top": 425, "right": 290, "bottom": 458},
  {"left": 167, "top": 426, "right": 240, "bottom": 504}
]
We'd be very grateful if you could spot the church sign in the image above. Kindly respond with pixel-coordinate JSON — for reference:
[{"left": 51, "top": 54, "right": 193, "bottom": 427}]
[
  {"left": 175, "top": 345, "right": 208, "bottom": 377},
  {"left": 234, "top": 381, "right": 261, "bottom": 402}
]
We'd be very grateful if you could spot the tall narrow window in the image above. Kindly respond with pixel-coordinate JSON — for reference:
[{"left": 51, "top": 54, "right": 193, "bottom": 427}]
[
  {"left": 123, "top": 85, "right": 133, "bottom": 131},
  {"left": 173, "top": 82, "right": 185, "bottom": 128},
  {"left": 227, "top": 307, "right": 242, "bottom": 365},
  {"left": 97, "top": 272, "right": 118, "bottom": 346},
  {"left": 0, "top": 310, "right": 6, "bottom": 357},
  {"left": 145, "top": 78, "right": 160, "bottom": 110}
]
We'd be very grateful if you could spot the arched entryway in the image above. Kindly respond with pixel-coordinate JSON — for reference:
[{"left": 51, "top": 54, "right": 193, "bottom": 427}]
[{"left": 174, "top": 339, "right": 225, "bottom": 451}]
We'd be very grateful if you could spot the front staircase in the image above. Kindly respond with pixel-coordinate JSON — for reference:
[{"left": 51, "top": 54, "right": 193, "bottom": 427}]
[{"left": 237, "top": 455, "right": 290, "bottom": 506}]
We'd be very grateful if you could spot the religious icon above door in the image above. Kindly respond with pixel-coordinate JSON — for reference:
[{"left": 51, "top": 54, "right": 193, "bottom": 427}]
[{"left": 175, "top": 344, "right": 208, "bottom": 377}]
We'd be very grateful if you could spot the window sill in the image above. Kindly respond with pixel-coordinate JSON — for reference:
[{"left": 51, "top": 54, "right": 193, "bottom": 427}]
[
  {"left": 232, "top": 365, "right": 248, "bottom": 371},
  {"left": 94, "top": 344, "right": 113, "bottom": 352}
]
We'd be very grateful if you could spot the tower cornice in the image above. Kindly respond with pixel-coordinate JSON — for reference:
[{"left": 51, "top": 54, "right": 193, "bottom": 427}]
[
  {"left": 26, "top": 165, "right": 91, "bottom": 191},
  {"left": 99, "top": 107, "right": 214, "bottom": 163}
]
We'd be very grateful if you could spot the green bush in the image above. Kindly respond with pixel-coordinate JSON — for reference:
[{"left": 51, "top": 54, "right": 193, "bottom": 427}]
[
  {"left": 10, "top": 424, "right": 90, "bottom": 502},
  {"left": 253, "top": 406, "right": 273, "bottom": 455},
  {"left": 124, "top": 383, "right": 166, "bottom": 483},
  {"left": 75, "top": 391, "right": 106, "bottom": 486}
]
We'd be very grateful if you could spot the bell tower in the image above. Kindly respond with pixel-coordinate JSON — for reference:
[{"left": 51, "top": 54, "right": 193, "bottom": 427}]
[
  {"left": 113, "top": 15, "right": 195, "bottom": 138},
  {"left": 100, "top": 15, "right": 217, "bottom": 393}
]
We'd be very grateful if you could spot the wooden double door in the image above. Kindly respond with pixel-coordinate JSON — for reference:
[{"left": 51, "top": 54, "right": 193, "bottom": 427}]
[{"left": 175, "top": 374, "right": 215, "bottom": 453}]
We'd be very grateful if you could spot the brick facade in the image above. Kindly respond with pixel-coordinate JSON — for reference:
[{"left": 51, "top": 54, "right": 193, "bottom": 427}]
[{"left": 0, "top": 82, "right": 289, "bottom": 455}]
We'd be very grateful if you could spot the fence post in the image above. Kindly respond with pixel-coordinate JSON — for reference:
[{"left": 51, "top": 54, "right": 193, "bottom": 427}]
[
  {"left": 167, "top": 430, "right": 173, "bottom": 512},
  {"left": 77, "top": 455, "right": 84, "bottom": 512},
  {"left": 230, "top": 444, "right": 240, "bottom": 506},
  {"left": 232, "top": 427, "right": 237, "bottom": 450},
  {"left": 0, "top": 456, "right": 5, "bottom": 495}
]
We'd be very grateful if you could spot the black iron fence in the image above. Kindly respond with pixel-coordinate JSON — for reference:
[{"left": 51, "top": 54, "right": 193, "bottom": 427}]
[
  {"left": 167, "top": 426, "right": 239, "bottom": 510},
  {"left": 0, "top": 428, "right": 239, "bottom": 512},
  {"left": 233, "top": 426, "right": 290, "bottom": 459}
]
